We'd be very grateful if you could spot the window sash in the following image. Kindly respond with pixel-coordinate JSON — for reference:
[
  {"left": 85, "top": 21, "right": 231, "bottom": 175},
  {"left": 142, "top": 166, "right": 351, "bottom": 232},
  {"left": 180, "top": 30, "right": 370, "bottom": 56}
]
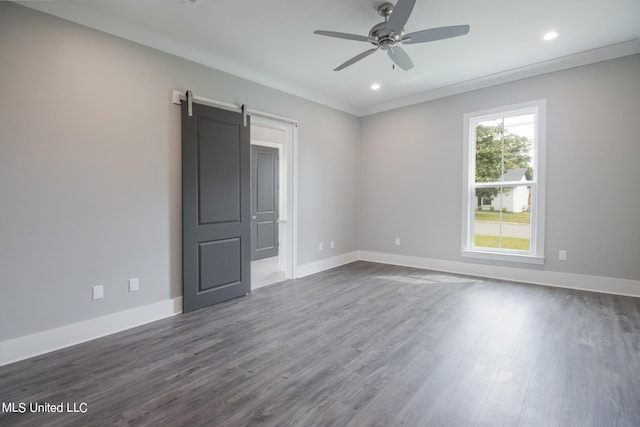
[{"left": 468, "top": 191, "right": 535, "bottom": 254}]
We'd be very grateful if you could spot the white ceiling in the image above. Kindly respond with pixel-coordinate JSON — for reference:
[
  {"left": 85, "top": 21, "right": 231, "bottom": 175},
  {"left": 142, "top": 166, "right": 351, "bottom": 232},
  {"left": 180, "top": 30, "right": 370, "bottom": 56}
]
[{"left": 18, "top": 0, "right": 640, "bottom": 116}]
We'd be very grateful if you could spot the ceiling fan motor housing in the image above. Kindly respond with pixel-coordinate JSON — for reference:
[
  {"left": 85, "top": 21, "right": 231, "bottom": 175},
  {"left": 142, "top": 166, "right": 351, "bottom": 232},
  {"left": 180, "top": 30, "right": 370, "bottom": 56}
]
[{"left": 369, "top": 22, "right": 403, "bottom": 50}]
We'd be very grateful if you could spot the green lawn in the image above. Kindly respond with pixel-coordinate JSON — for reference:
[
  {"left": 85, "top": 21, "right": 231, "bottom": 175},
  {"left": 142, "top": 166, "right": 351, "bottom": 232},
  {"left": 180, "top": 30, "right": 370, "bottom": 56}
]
[
  {"left": 475, "top": 210, "right": 531, "bottom": 224},
  {"left": 474, "top": 235, "right": 530, "bottom": 250}
]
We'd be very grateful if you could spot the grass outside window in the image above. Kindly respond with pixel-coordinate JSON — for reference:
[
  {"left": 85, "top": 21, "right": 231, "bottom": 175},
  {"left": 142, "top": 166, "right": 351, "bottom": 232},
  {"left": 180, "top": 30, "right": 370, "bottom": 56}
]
[
  {"left": 474, "top": 235, "right": 530, "bottom": 250},
  {"left": 474, "top": 211, "right": 531, "bottom": 224}
]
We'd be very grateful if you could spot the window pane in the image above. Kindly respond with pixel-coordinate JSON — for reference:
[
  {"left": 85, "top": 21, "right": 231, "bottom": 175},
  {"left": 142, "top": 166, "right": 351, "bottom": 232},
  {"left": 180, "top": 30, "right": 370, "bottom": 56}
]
[
  {"left": 475, "top": 114, "right": 535, "bottom": 184},
  {"left": 475, "top": 120, "right": 503, "bottom": 183},
  {"left": 474, "top": 186, "right": 531, "bottom": 251},
  {"left": 503, "top": 114, "right": 534, "bottom": 180}
]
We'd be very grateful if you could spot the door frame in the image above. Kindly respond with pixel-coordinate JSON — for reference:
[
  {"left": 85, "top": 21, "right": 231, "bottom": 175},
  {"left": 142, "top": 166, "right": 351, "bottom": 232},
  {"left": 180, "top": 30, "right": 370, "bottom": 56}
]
[{"left": 250, "top": 115, "right": 298, "bottom": 280}]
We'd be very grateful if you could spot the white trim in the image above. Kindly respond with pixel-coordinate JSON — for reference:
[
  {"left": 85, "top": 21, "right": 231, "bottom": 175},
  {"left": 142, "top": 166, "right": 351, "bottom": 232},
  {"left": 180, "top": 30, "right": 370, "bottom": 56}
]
[
  {"left": 5, "top": 250, "right": 638, "bottom": 366},
  {"left": 250, "top": 139, "right": 281, "bottom": 149},
  {"left": 14, "top": 0, "right": 640, "bottom": 116},
  {"left": 291, "top": 125, "right": 299, "bottom": 279},
  {"left": 23, "top": 1, "right": 640, "bottom": 117},
  {"left": 358, "top": 251, "right": 640, "bottom": 298},
  {"left": 0, "top": 298, "right": 183, "bottom": 367},
  {"left": 250, "top": 115, "right": 298, "bottom": 281},
  {"left": 461, "top": 249, "right": 544, "bottom": 265},
  {"left": 248, "top": 110, "right": 298, "bottom": 127},
  {"left": 361, "top": 40, "right": 640, "bottom": 116},
  {"left": 297, "top": 251, "right": 359, "bottom": 278}
]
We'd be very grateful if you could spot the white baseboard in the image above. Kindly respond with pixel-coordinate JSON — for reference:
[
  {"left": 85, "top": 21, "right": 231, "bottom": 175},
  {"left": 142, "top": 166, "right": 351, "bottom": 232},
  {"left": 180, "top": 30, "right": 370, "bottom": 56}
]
[
  {"left": 358, "top": 250, "right": 640, "bottom": 298},
  {"left": 3, "top": 251, "right": 637, "bottom": 367},
  {"left": 297, "top": 251, "right": 359, "bottom": 278},
  {"left": 0, "top": 297, "right": 183, "bottom": 367},
  {"left": 1, "top": 251, "right": 358, "bottom": 366}
]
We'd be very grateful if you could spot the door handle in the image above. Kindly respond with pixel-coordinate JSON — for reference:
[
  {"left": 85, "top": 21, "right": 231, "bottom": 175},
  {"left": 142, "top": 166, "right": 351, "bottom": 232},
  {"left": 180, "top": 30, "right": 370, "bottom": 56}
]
[{"left": 252, "top": 216, "right": 256, "bottom": 220}]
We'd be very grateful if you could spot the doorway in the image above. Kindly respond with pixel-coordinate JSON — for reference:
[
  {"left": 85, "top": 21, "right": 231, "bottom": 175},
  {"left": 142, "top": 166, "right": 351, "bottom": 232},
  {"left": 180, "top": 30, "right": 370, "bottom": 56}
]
[{"left": 250, "top": 117, "right": 297, "bottom": 288}]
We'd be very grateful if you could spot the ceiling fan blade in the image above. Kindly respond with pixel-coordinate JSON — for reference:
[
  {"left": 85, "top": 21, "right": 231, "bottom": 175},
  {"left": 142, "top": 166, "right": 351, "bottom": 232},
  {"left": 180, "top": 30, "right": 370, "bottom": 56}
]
[
  {"left": 334, "top": 48, "right": 379, "bottom": 71},
  {"left": 386, "top": 0, "right": 416, "bottom": 34},
  {"left": 403, "top": 25, "right": 470, "bottom": 44},
  {"left": 314, "top": 30, "right": 370, "bottom": 42},
  {"left": 387, "top": 46, "right": 414, "bottom": 71}
]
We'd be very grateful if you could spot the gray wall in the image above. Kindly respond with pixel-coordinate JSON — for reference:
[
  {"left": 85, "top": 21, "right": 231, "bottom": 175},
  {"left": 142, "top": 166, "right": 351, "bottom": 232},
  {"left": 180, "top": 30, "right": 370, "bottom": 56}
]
[
  {"left": 2, "top": 1, "right": 638, "bottom": 344},
  {"left": 0, "top": 3, "right": 360, "bottom": 340},
  {"left": 360, "top": 54, "right": 640, "bottom": 282}
]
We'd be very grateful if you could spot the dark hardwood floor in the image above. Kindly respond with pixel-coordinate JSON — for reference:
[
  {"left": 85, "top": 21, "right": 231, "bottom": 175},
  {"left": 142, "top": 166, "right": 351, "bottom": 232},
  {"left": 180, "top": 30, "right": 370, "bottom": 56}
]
[{"left": 1, "top": 261, "right": 639, "bottom": 426}]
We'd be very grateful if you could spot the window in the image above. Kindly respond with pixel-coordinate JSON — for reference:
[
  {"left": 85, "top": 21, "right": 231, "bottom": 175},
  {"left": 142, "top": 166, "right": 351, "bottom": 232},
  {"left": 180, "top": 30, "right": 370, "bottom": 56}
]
[{"left": 461, "top": 100, "right": 546, "bottom": 264}]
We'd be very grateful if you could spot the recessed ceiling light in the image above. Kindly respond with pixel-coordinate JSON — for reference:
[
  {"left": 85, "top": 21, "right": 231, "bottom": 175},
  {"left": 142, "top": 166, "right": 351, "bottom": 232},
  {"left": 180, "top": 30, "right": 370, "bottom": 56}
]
[
  {"left": 371, "top": 83, "right": 381, "bottom": 90},
  {"left": 543, "top": 31, "right": 558, "bottom": 41}
]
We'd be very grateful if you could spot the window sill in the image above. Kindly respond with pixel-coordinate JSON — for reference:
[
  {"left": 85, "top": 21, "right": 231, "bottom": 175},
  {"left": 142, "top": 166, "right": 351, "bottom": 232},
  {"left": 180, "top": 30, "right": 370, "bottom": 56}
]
[{"left": 460, "top": 249, "right": 545, "bottom": 265}]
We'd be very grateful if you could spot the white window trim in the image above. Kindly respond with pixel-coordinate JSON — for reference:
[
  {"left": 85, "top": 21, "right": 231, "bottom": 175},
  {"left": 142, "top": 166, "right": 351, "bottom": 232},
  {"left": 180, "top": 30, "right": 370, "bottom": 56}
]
[{"left": 461, "top": 99, "right": 547, "bottom": 265}]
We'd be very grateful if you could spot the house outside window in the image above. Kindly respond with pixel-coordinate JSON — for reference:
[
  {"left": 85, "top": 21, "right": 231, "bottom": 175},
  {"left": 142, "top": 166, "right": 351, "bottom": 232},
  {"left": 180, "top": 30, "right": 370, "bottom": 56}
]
[{"left": 461, "top": 100, "right": 546, "bottom": 264}]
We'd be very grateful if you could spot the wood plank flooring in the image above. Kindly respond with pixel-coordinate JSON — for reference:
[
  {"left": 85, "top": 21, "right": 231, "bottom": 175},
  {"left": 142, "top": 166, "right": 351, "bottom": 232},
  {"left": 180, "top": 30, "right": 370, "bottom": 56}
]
[{"left": 1, "top": 261, "right": 639, "bottom": 426}]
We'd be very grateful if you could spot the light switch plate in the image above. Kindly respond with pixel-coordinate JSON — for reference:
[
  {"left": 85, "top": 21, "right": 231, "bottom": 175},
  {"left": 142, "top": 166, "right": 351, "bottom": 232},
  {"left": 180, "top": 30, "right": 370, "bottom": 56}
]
[{"left": 129, "top": 278, "right": 139, "bottom": 292}]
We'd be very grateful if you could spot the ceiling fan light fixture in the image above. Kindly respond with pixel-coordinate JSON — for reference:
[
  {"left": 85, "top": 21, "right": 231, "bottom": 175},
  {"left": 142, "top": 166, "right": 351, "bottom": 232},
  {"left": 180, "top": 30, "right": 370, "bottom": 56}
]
[{"left": 543, "top": 31, "right": 558, "bottom": 41}]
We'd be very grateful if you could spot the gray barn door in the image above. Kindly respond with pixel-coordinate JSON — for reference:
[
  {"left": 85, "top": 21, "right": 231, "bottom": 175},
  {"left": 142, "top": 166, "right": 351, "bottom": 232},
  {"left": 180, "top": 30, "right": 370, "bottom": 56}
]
[
  {"left": 182, "top": 101, "right": 250, "bottom": 313},
  {"left": 251, "top": 145, "right": 279, "bottom": 261}
]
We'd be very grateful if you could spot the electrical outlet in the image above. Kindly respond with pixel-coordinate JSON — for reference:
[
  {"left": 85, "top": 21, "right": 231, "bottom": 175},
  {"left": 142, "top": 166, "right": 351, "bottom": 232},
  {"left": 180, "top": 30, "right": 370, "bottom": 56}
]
[
  {"left": 395, "top": 238, "right": 401, "bottom": 246},
  {"left": 129, "top": 278, "right": 139, "bottom": 292},
  {"left": 559, "top": 250, "right": 568, "bottom": 261},
  {"left": 92, "top": 284, "right": 104, "bottom": 300},
  {"left": 330, "top": 241, "right": 335, "bottom": 249},
  {"left": 319, "top": 242, "right": 324, "bottom": 251}
]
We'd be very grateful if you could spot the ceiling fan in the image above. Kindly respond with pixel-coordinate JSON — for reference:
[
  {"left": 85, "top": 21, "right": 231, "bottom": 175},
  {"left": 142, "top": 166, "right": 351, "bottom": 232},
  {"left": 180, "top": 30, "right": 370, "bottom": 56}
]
[{"left": 314, "top": 0, "right": 470, "bottom": 71}]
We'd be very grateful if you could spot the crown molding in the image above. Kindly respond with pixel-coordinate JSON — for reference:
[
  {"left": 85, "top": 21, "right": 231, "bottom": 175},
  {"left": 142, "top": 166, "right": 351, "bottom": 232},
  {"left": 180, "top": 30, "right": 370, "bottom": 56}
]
[
  {"left": 13, "top": 2, "right": 640, "bottom": 118},
  {"left": 360, "top": 39, "right": 640, "bottom": 116}
]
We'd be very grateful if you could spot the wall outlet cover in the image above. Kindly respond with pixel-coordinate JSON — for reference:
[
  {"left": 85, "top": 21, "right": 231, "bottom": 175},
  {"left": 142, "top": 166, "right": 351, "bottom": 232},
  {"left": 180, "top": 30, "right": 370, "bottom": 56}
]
[{"left": 92, "top": 284, "right": 104, "bottom": 300}]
